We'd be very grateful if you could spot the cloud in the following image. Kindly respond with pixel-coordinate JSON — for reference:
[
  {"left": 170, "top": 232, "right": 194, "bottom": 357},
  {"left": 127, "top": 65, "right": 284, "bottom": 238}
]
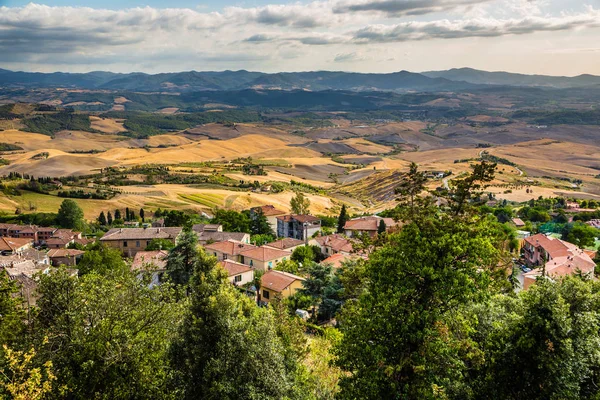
[
  {"left": 352, "top": 9, "right": 600, "bottom": 42},
  {"left": 243, "top": 34, "right": 279, "bottom": 42},
  {"left": 224, "top": 3, "right": 338, "bottom": 28},
  {"left": 334, "top": 0, "right": 492, "bottom": 17},
  {"left": 333, "top": 51, "right": 368, "bottom": 62}
]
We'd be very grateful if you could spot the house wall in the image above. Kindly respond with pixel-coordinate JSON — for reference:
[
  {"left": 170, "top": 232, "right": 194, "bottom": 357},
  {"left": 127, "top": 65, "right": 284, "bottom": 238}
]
[
  {"left": 103, "top": 238, "right": 175, "bottom": 257},
  {"left": 228, "top": 270, "right": 254, "bottom": 287},
  {"left": 241, "top": 255, "right": 289, "bottom": 272},
  {"left": 261, "top": 279, "right": 303, "bottom": 304}
]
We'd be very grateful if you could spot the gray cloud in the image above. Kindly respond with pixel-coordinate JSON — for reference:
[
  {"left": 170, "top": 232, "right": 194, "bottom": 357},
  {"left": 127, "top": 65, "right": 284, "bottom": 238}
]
[
  {"left": 243, "top": 34, "right": 278, "bottom": 42},
  {"left": 334, "top": 0, "right": 491, "bottom": 16},
  {"left": 353, "top": 12, "right": 600, "bottom": 42},
  {"left": 334, "top": 51, "right": 367, "bottom": 62}
]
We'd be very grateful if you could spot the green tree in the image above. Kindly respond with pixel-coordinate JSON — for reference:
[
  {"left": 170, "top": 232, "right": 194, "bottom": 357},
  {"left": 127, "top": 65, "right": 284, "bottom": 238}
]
[
  {"left": 170, "top": 249, "right": 302, "bottom": 399},
  {"left": 114, "top": 209, "right": 121, "bottom": 221},
  {"left": 77, "top": 243, "right": 127, "bottom": 276},
  {"left": 446, "top": 161, "right": 496, "bottom": 216},
  {"left": 562, "top": 222, "right": 598, "bottom": 248},
  {"left": 250, "top": 209, "right": 274, "bottom": 236},
  {"left": 164, "top": 210, "right": 191, "bottom": 227},
  {"left": 33, "top": 268, "right": 182, "bottom": 399},
  {"left": 291, "top": 246, "right": 315, "bottom": 266},
  {"left": 140, "top": 208, "right": 145, "bottom": 222},
  {"left": 166, "top": 228, "right": 200, "bottom": 285},
  {"left": 56, "top": 199, "right": 84, "bottom": 230},
  {"left": 377, "top": 219, "right": 386, "bottom": 234},
  {"left": 97, "top": 211, "right": 107, "bottom": 226},
  {"left": 290, "top": 192, "right": 311, "bottom": 215},
  {"left": 106, "top": 211, "right": 113, "bottom": 226},
  {"left": 337, "top": 204, "right": 349, "bottom": 234},
  {"left": 212, "top": 209, "right": 251, "bottom": 232},
  {"left": 394, "top": 161, "right": 427, "bottom": 218},
  {"left": 251, "top": 233, "right": 275, "bottom": 246},
  {"left": 125, "top": 207, "right": 130, "bottom": 221},
  {"left": 334, "top": 214, "right": 506, "bottom": 399},
  {"left": 145, "top": 238, "right": 175, "bottom": 251},
  {"left": 0, "top": 271, "right": 26, "bottom": 349}
]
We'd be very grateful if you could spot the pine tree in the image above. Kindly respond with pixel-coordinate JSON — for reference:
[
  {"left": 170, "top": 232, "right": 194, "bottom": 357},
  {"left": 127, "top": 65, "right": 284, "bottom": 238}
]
[
  {"left": 377, "top": 219, "right": 386, "bottom": 234},
  {"left": 140, "top": 208, "right": 145, "bottom": 222},
  {"left": 114, "top": 209, "right": 122, "bottom": 221},
  {"left": 107, "top": 211, "right": 113, "bottom": 225},
  {"left": 337, "top": 204, "right": 349, "bottom": 234},
  {"left": 98, "top": 211, "right": 107, "bottom": 226},
  {"left": 125, "top": 207, "right": 130, "bottom": 221}
]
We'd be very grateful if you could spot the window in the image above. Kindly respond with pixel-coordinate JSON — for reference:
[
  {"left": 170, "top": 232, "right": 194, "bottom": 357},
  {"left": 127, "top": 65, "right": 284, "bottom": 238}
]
[
  {"left": 263, "top": 290, "right": 270, "bottom": 299},
  {"left": 123, "top": 241, "right": 128, "bottom": 247},
  {"left": 146, "top": 241, "right": 150, "bottom": 246},
  {"left": 234, "top": 275, "right": 242, "bottom": 283},
  {"left": 223, "top": 254, "right": 228, "bottom": 260},
  {"left": 136, "top": 241, "right": 140, "bottom": 248},
  {"left": 268, "top": 261, "right": 273, "bottom": 269},
  {"left": 250, "top": 260, "right": 254, "bottom": 267}
]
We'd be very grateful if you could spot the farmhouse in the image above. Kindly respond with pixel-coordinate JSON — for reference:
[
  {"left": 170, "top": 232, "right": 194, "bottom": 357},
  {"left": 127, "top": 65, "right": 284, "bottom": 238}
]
[
  {"left": 344, "top": 216, "right": 397, "bottom": 238},
  {"left": 47, "top": 248, "right": 85, "bottom": 267},
  {"left": 204, "top": 240, "right": 256, "bottom": 262},
  {"left": 100, "top": 227, "right": 182, "bottom": 256},
  {"left": 219, "top": 259, "right": 254, "bottom": 286},
  {"left": 277, "top": 214, "right": 321, "bottom": 242},
  {"left": 259, "top": 270, "right": 304, "bottom": 305},
  {"left": 238, "top": 246, "right": 291, "bottom": 271},
  {"left": 0, "top": 237, "right": 34, "bottom": 255},
  {"left": 310, "top": 234, "right": 354, "bottom": 257}
]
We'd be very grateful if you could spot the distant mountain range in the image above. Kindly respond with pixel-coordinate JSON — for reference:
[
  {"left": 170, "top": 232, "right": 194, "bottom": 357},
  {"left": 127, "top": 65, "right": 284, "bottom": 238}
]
[{"left": 1, "top": 67, "right": 598, "bottom": 93}]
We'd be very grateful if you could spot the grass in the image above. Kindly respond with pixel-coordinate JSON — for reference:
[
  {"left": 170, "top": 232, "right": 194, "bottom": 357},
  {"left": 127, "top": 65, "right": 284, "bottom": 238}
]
[{"left": 178, "top": 193, "right": 226, "bottom": 208}]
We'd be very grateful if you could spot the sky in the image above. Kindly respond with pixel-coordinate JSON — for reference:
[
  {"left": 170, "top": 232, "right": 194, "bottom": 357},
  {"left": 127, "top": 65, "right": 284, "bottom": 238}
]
[{"left": 1, "top": 0, "right": 600, "bottom": 75}]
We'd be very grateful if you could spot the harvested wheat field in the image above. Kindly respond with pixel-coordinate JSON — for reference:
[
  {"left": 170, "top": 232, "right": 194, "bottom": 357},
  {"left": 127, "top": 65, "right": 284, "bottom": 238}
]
[{"left": 90, "top": 116, "right": 127, "bottom": 134}]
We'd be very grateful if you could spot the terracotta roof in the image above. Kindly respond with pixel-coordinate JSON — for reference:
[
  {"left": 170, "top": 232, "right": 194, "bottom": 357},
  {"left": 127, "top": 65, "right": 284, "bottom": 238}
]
[
  {"left": 1, "top": 260, "right": 47, "bottom": 279},
  {"left": 265, "top": 238, "right": 305, "bottom": 250},
  {"left": 0, "top": 237, "right": 33, "bottom": 252},
  {"left": 321, "top": 253, "right": 364, "bottom": 268},
  {"left": 45, "top": 237, "right": 73, "bottom": 246},
  {"left": 344, "top": 216, "right": 396, "bottom": 231},
  {"left": 524, "top": 251, "right": 596, "bottom": 282},
  {"left": 198, "top": 231, "right": 249, "bottom": 243},
  {"left": 131, "top": 250, "right": 169, "bottom": 271},
  {"left": 524, "top": 234, "right": 573, "bottom": 259},
  {"left": 219, "top": 260, "right": 253, "bottom": 277},
  {"left": 47, "top": 249, "right": 85, "bottom": 258},
  {"left": 100, "top": 227, "right": 182, "bottom": 241},
  {"left": 0, "top": 223, "right": 21, "bottom": 230},
  {"left": 313, "top": 234, "right": 355, "bottom": 253},
  {"left": 261, "top": 270, "right": 304, "bottom": 293},
  {"left": 276, "top": 214, "right": 320, "bottom": 224},
  {"left": 204, "top": 240, "right": 256, "bottom": 256},
  {"left": 512, "top": 218, "right": 525, "bottom": 227},
  {"left": 192, "top": 224, "right": 222, "bottom": 233},
  {"left": 239, "top": 246, "right": 291, "bottom": 262},
  {"left": 252, "top": 205, "right": 286, "bottom": 217}
]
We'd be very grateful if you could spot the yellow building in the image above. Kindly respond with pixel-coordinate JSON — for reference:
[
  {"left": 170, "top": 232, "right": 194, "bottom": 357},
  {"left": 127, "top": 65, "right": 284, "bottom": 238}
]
[
  {"left": 100, "top": 227, "right": 182, "bottom": 256},
  {"left": 239, "top": 246, "right": 291, "bottom": 272},
  {"left": 260, "top": 270, "right": 304, "bottom": 305}
]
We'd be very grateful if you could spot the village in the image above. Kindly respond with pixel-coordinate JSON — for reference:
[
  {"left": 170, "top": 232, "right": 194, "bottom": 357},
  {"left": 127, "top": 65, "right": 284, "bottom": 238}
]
[{"left": 1, "top": 193, "right": 598, "bottom": 321}]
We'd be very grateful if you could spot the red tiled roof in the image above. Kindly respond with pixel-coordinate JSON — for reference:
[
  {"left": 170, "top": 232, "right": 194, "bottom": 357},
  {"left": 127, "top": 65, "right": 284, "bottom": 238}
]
[
  {"left": 512, "top": 218, "right": 525, "bottom": 227},
  {"left": 344, "top": 216, "right": 396, "bottom": 231},
  {"left": 313, "top": 234, "right": 355, "bottom": 253},
  {"left": 0, "top": 237, "right": 33, "bottom": 252},
  {"left": 265, "top": 238, "right": 304, "bottom": 250},
  {"left": 47, "top": 249, "right": 85, "bottom": 258},
  {"left": 101, "top": 227, "right": 182, "bottom": 241},
  {"left": 276, "top": 214, "right": 320, "bottom": 223},
  {"left": 239, "top": 246, "right": 291, "bottom": 262},
  {"left": 524, "top": 234, "right": 573, "bottom": 259},
  {"left": 261, "top": 270, "right": 304, "bottom": 293},
  {"left": 253, "top": 205, "right": 286, "bottom": 217},
  {"left": 219, "top": 260, "right": 253, "bottom": 277},
  {"left": 131, "top": 250, "right": 168, "bottom": 271},
  {"left": 204, "top": 240, "right": 256, "bottom": 256},
  {"left": 321, "top": 253, "right": 364, "bottom": 268}
]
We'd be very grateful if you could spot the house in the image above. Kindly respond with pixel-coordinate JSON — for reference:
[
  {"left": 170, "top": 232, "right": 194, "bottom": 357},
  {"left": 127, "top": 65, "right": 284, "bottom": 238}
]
[
  {"left": 45, "top": 229, "right": 83, "bottom": 249},
  {"left": 523, "top": 233, "right": 579, "bottom": 267},
  {"left": 0, "top": 224, "right": 58, "bottom": 245},
  {"left": 204, "top": 240, "right": 256, "bottom": 262},
  {"left": 523, "top": 249, "right": 596, "bottom": 290},
  {"left": 238, "top": 246, "right": 291, "bottom": 271},
  {"left": 566, "top": 201, "right": 580, "bottom": 210},
  {"left": 152, "top": 219, "right": 165, "bottom": 227},
  {"left": 344, "top": 216, "right": 397, "bottom": 238},
  {"left": 277, "top": 215, "right": 321, "bottom": 241},
  {"left": 0, "top": 224, "right": 23, "bottom": 238},
  {"left": 0, "top": 237, "right": 34, "bottom": 255},
  {"left": 219, "top": 259, "right": 254, "bottom": 286},
  {"left": 264, "top": 238, "right": 305, "bottom": 252},
  {"left": 100, "top": 227, "right": 183, "bottom": 256},
  {"left": 586, "top": 219, "right": 600, "bottom": 229},
  {"left": 311, "top": 234, "right": 355, "bottom": 257},
  {"left": 512, "top": 218, "right": 526, "bottom": 228},
  {"left": 250, "top": 205, "right": 286, "bottom": 233},
  {"left": 193, "top": 224, "right": 251, "bottom": 245},
  {"left": 131, "top": 250, "right": 169, "bottom": 287},
  {"left": 321, "top": 253, "right": 366, "bottom": 269},
  {"left": 0, "top": 259, "right": 50, "bottom": 305},
  {"left": 47, "top": 248, "right": 85, "bottom": 267},
  {"left": 260, "top": 270, "right": 305, "bottom": 305}
]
